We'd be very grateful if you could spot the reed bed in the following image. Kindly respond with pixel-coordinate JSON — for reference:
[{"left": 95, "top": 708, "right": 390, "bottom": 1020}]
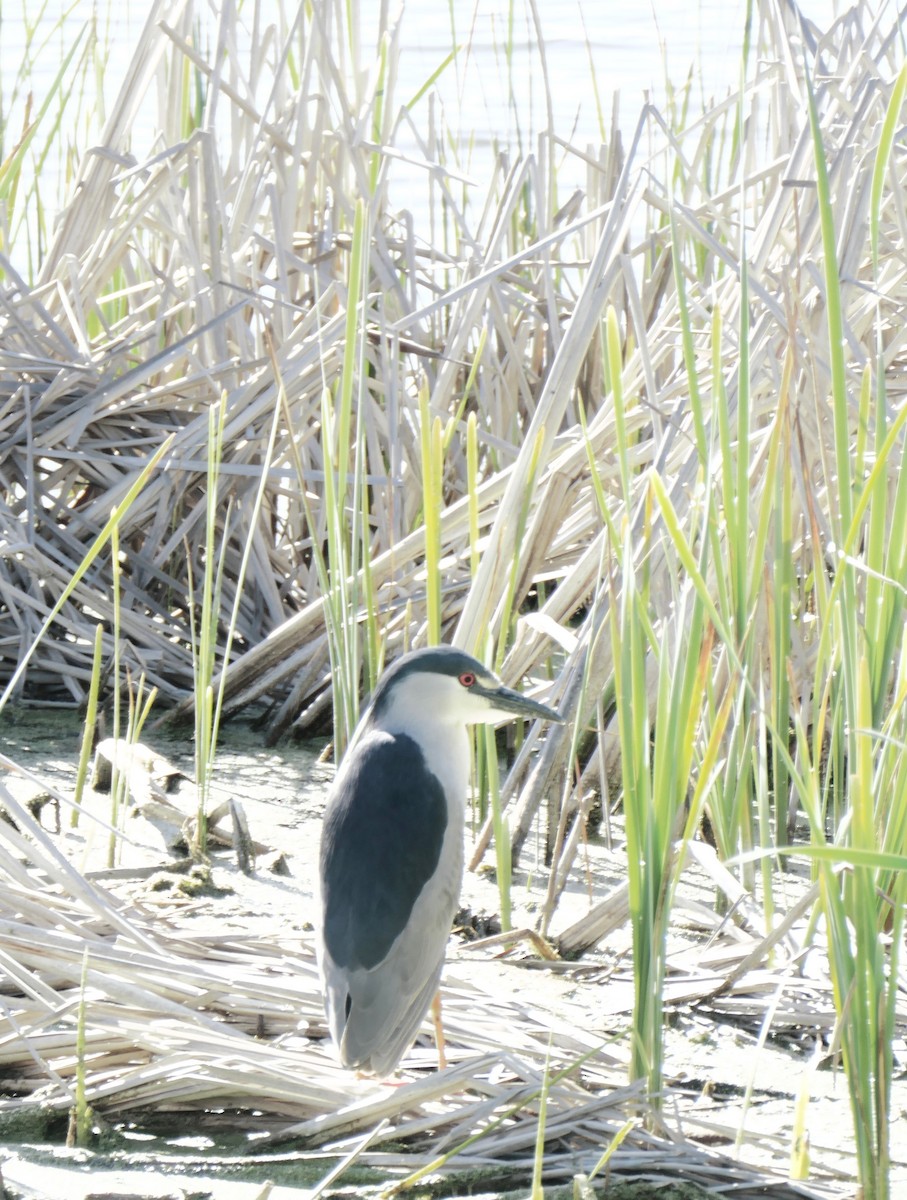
[
  {"left": 1, "top": 0, "right": 907, "bottom": 1196},
  {"left": 0, "top": 774, "right": 857, "bottom": 1198},
  {"left": 0, "top": 0, "right": 897, "bottom": 738}
]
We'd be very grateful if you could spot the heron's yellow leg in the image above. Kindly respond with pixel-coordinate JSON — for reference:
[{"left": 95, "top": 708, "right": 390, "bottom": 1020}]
[{"left": 431, "top": 991, "right": 447, "bottom": 1070}]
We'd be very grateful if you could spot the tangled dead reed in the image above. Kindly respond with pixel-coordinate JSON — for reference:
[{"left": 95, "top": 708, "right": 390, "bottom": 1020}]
[
  {"left": 0, "top": 769, "right": 862, "bottom": 1197},
  {"left": 0, "top": 1, "right": 898, "bottom": 737}
]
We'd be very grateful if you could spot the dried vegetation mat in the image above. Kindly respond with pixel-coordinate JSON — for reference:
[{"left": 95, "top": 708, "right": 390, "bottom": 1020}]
[{"left": 0, "top": 736, "right": 889, "bottom": 1200}]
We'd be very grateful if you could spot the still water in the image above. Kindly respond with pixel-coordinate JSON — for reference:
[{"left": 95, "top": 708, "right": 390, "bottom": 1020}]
[{"left": 0, "top": 0, "right": 859, "bottom": 267}]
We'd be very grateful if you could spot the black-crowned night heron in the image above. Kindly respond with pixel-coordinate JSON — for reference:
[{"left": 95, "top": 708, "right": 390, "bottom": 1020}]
[{"left": 317, "top": 645, "right": 563, "bottom": 1076}]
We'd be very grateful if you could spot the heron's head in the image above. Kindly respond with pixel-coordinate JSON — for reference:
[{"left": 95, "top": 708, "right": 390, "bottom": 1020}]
[{"left": 366, "top": 645, "right": 564, "bottom": 733}]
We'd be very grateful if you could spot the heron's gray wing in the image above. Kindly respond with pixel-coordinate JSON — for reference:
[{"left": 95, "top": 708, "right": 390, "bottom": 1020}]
[
  {"left": 330, "top": 945, "right": 446, "bottom": 1075},
  {"left": 319, "top": 730, "right": 447, "bottom": 970},
  {"left": 319, "top": 730, "right": 458, "bottom": 1072}
]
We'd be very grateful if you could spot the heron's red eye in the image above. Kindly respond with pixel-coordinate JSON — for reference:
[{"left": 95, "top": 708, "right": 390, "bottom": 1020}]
[{"left": 458, "top": 671, "right": 476, "bottom": 687}]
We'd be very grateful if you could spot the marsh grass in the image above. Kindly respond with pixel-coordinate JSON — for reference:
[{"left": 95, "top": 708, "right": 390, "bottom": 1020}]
[
  {"left": 1, "top": 1, "right": 906, "bottom": 1196},
  {"left": 0, "top": 8, "right": 96, "bottom": 276},
  {"left": 71, "top": 621, "right": 103, "bottom": 824},
  {"left": 67, "top": 948, "right": 94, "bottom": 1149},
  {"left": 186, "top": 392, "right": 230, "bottom": 853}
]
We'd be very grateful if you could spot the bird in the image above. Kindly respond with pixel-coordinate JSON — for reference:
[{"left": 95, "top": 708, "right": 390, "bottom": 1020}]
[{"left": 317, "top": 645, "right": 564, "bottom": 1076}]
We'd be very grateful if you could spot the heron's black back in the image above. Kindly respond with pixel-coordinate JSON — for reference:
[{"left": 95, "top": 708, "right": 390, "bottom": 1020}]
[{"left": 320, "top": 730, "right": 447, "bottom": 971}]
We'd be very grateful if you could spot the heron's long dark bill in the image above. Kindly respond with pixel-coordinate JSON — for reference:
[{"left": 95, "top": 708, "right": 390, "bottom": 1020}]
[{"left": 476, "top": 683, "right": 565, "bottom": 724}]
